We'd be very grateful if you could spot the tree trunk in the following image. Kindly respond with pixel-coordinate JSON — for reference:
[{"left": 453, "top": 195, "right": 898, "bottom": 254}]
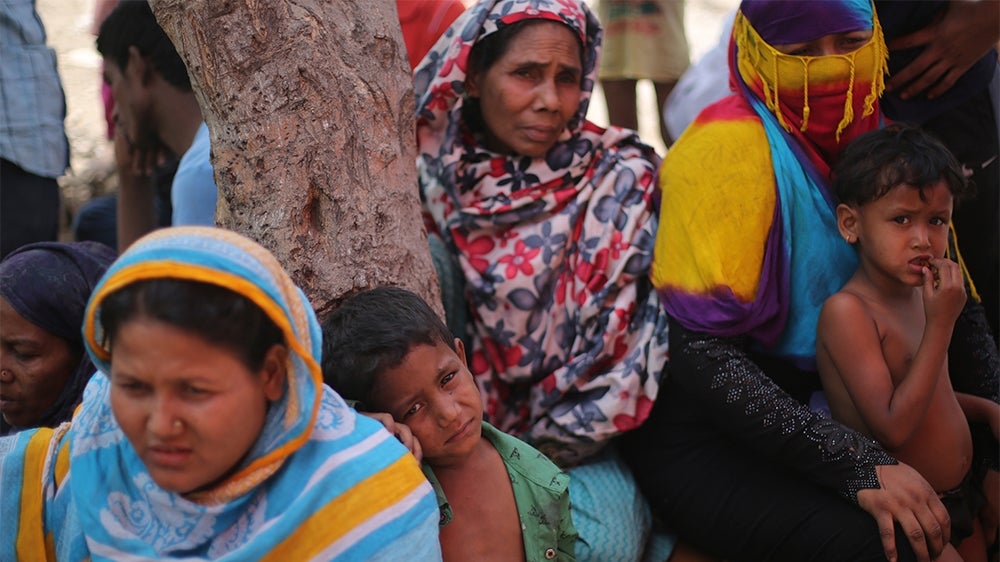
[{"left": 149, "top": 0, "right": 441, "bottom": 320}]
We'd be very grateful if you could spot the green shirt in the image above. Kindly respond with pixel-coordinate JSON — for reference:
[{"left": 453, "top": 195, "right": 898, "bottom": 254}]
[{"left": 422, "top": 422, "right": 578, "bottom": 561}]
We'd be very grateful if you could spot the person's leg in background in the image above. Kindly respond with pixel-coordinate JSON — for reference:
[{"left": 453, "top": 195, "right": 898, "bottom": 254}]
[
  {"left": 653, "top": 79, "right": 679, "bottom": 147},
  {"left": 602, "top": 78, "right": 640, "bottom": 132},
  {"left": 597, "top": 0, "right": 690, "bottom": 150},
  {"left": 1, "top": 159, "right": 61, "bottom": 259}
]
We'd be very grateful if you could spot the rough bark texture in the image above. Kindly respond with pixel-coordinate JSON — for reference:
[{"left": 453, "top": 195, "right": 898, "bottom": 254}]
[{"left": 149, "top": 0, "right": 441, "bottom": 320}]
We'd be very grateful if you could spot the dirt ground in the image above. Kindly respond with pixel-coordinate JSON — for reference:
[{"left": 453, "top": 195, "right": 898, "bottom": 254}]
[{"left": 37, "top": 0, "right": 739, "bottom": 239}]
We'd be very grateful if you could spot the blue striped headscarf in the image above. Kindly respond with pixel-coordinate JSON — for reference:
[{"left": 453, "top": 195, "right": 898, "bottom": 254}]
[{"left": 1, "top": 226, "right": 441, "bottom": 560}]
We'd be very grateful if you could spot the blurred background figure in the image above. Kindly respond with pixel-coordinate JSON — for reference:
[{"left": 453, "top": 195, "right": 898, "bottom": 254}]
[
  {"left": 597, "top": 0, "right": 690, "bottom": 149},
  {"left": 0, "top": 241, "right": 115, "bottom": 435},
  {"left": 71, "top": 0, "right": 175, "bottom": 252},
  {"left": 1, "top": 0, "right": 70, "bottom": 259},
  {"left": 875, "top": 0, "right": 1000, "bottom": 344},
  {"left": 397, "top": 0, "right": 468, "bottom": 71},
  {"left": 661, "top": 9, "right": 734, "bottom": 143}
]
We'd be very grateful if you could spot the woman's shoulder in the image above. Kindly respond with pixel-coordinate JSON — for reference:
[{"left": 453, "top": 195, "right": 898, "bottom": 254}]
[
  {"left": 667, "top": 96, "right": 769, "bottom": 162},
  {"left": 661, "top": 96, "right": 773, "bottom": 190},
  {"left": 583, "top": 121, "right": 661, "bottom": 173}
]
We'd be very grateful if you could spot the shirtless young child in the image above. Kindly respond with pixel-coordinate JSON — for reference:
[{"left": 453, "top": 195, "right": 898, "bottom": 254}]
[
  {"left": 321, "top": 286, "right": 577, "bottom": 561},
  {"left": 817, "top": 125, "right": 999, "bottom": 562}
]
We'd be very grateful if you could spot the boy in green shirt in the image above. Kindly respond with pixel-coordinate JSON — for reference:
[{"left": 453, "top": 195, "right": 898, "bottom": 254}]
[{"left": 322, "top": 286, "right": 577, "bottom": 561}]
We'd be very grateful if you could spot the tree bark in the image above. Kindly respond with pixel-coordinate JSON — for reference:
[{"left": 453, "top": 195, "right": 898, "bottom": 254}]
[{"left": 149, "top": 0, "right": 441, "bottom": 320}]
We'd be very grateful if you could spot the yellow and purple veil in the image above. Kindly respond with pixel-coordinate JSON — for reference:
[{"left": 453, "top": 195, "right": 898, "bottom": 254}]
[{"left": 651, "top": 0, "right": 887, "bottom": 368}]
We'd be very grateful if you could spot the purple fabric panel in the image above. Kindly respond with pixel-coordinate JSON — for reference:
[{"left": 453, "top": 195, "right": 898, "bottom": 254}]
[{"left": 739, "top": 0, "right": 872, "bottom": 45}]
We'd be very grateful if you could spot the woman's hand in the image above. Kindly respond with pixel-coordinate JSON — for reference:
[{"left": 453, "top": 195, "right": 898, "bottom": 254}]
[
  {"left": 856, "top": 463, "right": 950, "bottom": 562},
  {"left": 886, "top": 0, "right": 1000, "bottom": 100},
  {"left": 362, "top": 412, "right": 423, "bottom": 463}
]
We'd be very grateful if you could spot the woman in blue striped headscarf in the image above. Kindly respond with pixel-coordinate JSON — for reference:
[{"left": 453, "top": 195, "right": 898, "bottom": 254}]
[{"left": 0, "top": 226, "right": 441, "bottom": 561}]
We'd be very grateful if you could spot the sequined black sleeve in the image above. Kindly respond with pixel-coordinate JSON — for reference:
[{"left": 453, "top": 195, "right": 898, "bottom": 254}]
[
  {"left": 949, "top": 299, "right": 1000, "bottom": 472},
  {"left": 668, "top": 318, "right": 898, "bottom": 503}
]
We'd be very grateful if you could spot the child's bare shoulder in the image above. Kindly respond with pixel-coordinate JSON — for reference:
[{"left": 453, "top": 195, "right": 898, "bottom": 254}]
[{"left": 820, "top": 289, "right": 874, "bottom": 326}]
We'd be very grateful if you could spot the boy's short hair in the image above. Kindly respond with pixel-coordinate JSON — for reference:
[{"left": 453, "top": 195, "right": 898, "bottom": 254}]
[
  {"left": 96, "top": 0, "right": 192, "bottom": 92},
  {"left": 832, "top": 124, "right": 972, "bottom": 207},
  {"left": 321, "top": 286, "right": 456, "bottom": 410}
]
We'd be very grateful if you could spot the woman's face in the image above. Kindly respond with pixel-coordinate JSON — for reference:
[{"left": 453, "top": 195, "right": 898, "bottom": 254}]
[
  {"left": 0, "top": 298, "right": 77, "bottom": 427},
  {"left": 466, "top": 21, "right": 582, "bottom": 158},
  {"left": 109, "top": 316, "right": 285, "bottom": 494},
  {"left": 773, "top": 29, "right": 873, "bottom": 57}
]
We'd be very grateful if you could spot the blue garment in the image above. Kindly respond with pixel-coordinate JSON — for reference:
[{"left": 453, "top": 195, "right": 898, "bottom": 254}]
[
  {"left": 0, "top": 0, "right": 69, "bottom": 179},
  {"left": 171, "top": 122, "right": 217, "bottom": 225},
  {"left": 1, "top": 226, "right": 442, "bottom": 561},
  {"left": 567, "top": 447, "right": 663, "bottom": 561}
]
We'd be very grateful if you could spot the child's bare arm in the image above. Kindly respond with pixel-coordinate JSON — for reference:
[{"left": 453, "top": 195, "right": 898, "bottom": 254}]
[{"left": 817, "top": 260, "right": 965, "bottom": 448}]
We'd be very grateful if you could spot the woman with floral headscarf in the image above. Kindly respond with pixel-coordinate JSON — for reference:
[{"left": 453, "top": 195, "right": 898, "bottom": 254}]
[
  {"left": 619, "top": 0, "right": 999, "bottom": 560},
  {"left": 414, "top": 0, "right": 670, "bottom": 558},
  {"left": 0, "top": 227, "right": 441, "bottom": 561}
]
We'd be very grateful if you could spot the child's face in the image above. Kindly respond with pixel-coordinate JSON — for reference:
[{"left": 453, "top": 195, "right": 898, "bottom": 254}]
[
  {"left": 846, "top": 179, "right": 954, "bottom": 287},
  {"left": 372, "top": 339, "right": 483, "bottom": 467}
]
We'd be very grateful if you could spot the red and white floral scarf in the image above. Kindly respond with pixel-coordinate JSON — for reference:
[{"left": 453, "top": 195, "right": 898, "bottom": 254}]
[{"left": 415, "top": 0, "right": 668, "bottom": 466}]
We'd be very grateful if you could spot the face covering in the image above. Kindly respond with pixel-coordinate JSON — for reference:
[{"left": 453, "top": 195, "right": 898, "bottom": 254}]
[{"left": 733, "top": 9, "right": 887, "bottom": 159}]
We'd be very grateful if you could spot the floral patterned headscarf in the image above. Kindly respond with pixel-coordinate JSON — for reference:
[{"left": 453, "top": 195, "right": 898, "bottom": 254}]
[{"left": 415, "top": 0, "right": 668, "bottom": 466}]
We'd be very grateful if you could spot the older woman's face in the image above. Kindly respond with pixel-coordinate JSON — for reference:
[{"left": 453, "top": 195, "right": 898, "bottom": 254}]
[
  {"left": 108, "top": 316, "right": 285, "bottom": 494},
  {"left": 0, "top": 298, "right": 76, "bottom": 428},
  {"left": 466, "top": 21, "right": 582, "bottom": 158}
]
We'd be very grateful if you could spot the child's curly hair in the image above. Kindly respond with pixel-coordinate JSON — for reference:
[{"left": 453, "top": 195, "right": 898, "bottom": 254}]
[{"left": 832, "top": 123, "right": 973, "bottom": 207}]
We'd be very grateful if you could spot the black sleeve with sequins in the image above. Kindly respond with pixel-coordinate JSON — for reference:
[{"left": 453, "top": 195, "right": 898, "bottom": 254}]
[
  {"left": 668, "top": 318, "right": 899, "bottom": 503},
  {"left": 949, "top": 299, "right": 1000, "bottom": 472}
]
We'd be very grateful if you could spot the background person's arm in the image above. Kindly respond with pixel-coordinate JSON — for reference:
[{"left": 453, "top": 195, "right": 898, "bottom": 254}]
[
  {"left": 886, "top": 0, "right": 1000, "bottom": 100},
  {"left": 114, "top": 132, "right": 159, "bottom": 253}
]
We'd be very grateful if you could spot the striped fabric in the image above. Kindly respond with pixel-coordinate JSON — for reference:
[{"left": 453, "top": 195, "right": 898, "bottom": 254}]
[{"left": 1, "top": 226, "right": 441, "bottom": 561}]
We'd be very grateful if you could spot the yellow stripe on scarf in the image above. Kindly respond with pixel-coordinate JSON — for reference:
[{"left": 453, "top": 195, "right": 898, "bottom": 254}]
[
  {"left": 652, "top": 116, "right": 776, "bottom": 302},
  {"left": 260, "top": 455, "right": 428, "bottom": 560},
  {"left": 17, "top": 428, "right": 54, "bottom": 560}
]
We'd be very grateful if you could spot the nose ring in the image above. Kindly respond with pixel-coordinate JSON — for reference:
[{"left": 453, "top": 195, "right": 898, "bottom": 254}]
[
  {"left": 0, "top": 369, "right": 11, "bottom": 380},
  {"left": 173, "top": 419, "right": 183, "bottom": 431}
]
